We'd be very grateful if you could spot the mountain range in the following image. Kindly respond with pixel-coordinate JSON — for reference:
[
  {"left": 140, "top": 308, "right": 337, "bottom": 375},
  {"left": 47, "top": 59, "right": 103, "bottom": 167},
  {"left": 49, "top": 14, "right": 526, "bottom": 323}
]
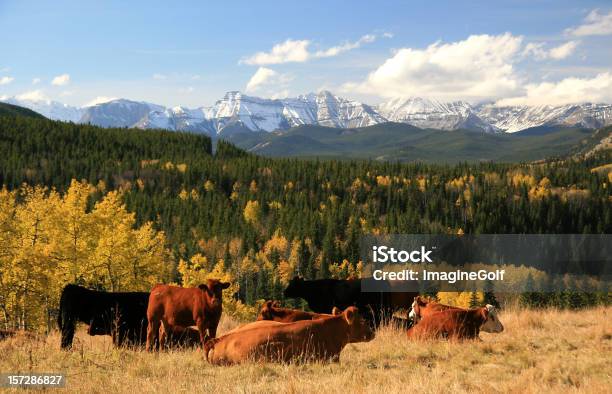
[{"left": 3, "top": 91, "right": 612, "bottom": 135}]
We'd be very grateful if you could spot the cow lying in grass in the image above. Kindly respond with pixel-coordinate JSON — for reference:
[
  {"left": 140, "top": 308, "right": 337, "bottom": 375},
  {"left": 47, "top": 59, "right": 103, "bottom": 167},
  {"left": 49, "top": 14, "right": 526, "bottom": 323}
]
[
  {"left": 409, "top": 296, "right": 504, "bottom": 334},
  {"left": 256, "top": 300, "right": 331, "bottom": 322},
  {"left": 406, "top": 304, "right": 504, "bottom": 340},
  {"left": 205, "top": 306, "right": 374, "bottom": 365}
]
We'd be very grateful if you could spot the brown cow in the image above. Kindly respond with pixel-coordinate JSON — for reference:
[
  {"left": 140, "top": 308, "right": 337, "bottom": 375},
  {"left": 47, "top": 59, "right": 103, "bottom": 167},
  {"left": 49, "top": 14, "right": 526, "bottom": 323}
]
[
  {"left": 146, "top": 279, "right": 230, "bottom": 351},
  {"left": 256, "top": 300, "right": 331, "bottom": 322},
  {"left": 159, "top": 325, "right": 201, "bottom": 349},
  {"left": 205, "top": 306, "right": 374, "bottom": 365},
  {"left": 406, "top": 305, "right": 504, "bottom": 340},
  {"left": 409, "top": 297, "right": 503, "bottom": 334},
  {"left": 408, "top": 296, "right": 462, "bottom": 323}
]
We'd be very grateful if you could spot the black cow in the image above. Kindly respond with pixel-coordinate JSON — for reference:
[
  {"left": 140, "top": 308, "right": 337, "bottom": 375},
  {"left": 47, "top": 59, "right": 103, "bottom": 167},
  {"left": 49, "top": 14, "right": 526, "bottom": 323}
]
[
  {"left": 58, "top": 284, "right": 149, "bottom": 349},
  {"left": 283, "top": 277, "right": 417, "bottom": 327}
]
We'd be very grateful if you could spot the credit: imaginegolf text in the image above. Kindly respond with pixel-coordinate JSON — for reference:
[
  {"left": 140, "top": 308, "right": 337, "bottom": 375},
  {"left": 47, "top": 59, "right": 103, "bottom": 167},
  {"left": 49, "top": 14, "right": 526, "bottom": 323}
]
[{"left": 371, "top": 268, "right": 506, "bottom": 284}]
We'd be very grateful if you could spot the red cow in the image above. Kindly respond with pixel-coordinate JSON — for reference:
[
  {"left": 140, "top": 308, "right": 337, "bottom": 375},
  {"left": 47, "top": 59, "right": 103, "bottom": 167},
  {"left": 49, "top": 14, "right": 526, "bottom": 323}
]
[{"left": 146, "top": 279, "right": 230, "bottom": 351}]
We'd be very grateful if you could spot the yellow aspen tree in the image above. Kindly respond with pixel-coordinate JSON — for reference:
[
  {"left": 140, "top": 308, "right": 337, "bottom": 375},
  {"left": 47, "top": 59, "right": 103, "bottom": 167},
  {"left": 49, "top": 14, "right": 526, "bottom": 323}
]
[
  {"left": 51, "top": 180, "right": 95, "bottom": 285},
  {"left": 90, "top": 191, "right": 135, "bottom": 291}
]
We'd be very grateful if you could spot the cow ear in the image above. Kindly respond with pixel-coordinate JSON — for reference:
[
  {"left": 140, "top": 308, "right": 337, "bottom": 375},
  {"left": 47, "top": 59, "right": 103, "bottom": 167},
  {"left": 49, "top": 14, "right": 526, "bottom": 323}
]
[
  {"left": 220, "top": 282, "right": 230, "bottom": 289},
  {"left": 344, "top": 307, "right": 355, "bottom": 324},
  {"left": 198, "top": 284, "right": 208, "bottom": 292},
  {"left": 331, "top": 307, "right": 341, "bottom": 315}
]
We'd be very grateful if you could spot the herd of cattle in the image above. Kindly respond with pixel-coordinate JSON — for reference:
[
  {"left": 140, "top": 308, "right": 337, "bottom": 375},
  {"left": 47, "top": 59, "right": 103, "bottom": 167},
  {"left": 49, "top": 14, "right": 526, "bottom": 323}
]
[{"left": 5, "top": 277, "right": 504, "bottom": 364}]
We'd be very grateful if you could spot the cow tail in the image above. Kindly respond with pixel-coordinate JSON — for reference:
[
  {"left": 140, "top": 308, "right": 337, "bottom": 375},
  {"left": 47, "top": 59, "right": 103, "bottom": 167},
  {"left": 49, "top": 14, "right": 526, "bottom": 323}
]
[{"left": 203, "top": 338, "right": 218, "bottom": 362}]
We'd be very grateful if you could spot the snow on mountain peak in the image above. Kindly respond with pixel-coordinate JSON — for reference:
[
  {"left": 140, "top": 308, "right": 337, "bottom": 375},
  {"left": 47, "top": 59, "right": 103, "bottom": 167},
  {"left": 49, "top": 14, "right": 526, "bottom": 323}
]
[{"left": 2, "top": 91, "right": 611, "bottom": 134}]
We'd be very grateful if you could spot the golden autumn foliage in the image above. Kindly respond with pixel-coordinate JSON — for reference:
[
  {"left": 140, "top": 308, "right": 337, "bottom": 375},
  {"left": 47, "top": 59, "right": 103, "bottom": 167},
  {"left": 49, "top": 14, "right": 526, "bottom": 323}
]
[
  {"left": 0, "top": 180, "right": 172, "bottom": 331},
  {"left": 243, "top": 200, "right": 261, "bottom": 225}
]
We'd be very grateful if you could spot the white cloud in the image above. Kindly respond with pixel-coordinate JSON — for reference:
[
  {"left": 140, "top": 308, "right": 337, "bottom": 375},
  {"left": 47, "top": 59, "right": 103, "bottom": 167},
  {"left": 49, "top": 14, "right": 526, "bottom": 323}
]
[
  {"left": 246, "top": 67, "right": 278, "bottom": 92},
  {"left": 496, "top": 72, "right": 612, "bottom": 106},
  {"left": 241, "top": 33, "right": 389, "bottom": 65},
  {"left": 84, "top": 96, "right": 117, "bottom": 107},
  {"left": 523, "top": 41, "right": 579, "bottom": 60},
  {"left": 152, "top": 73, "right": 167, "bottom": 80},
  {"left": 522, "top": 42, "right": 548, "bottom": 60},
  {"left": 549, "top": 41, "right": 579, "bottom": 60},
  {"left": 0, "top": 76, "right": 14, "bottom": 85},
  {"left": 245, "top": 67, "right": 293, "bottom": 97},
  {"left": 179, "top": 86, "right": 195, "bottom": 93},
  {"left": 51, "top": 74, "right": 70, "bottom": 86},
  {"left": 343, "top": 33, "right": 523, "bottom": 101},
  {"left": 566, "top": 9, "right": 612, "bottom": 36},
  {"left": 16, "top": 90, "right": 48, "bottom": 102},
  {"left": 314, "top": 34, "right": 377, "bottom": 58},
  {"left": 32, "top": 77, "right": 41, "bottom": 85},
  {"left": 242, "top": 39, "right": 311, "bottom": 65}
]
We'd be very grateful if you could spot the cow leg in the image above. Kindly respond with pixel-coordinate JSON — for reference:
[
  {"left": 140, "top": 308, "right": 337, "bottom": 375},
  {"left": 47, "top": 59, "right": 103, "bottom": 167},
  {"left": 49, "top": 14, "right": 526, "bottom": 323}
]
[
  {"left": 159, "top": 321, "right": 168, "bottom": 350},
  {"left": 60, "top": 319, "right": 76, "bottom": 350},
  {"left": 196, "top": 319, "right": 208, "bottom": 348},
  {"left": 146, "top": 319, "right": 160, "bottom": 351}
]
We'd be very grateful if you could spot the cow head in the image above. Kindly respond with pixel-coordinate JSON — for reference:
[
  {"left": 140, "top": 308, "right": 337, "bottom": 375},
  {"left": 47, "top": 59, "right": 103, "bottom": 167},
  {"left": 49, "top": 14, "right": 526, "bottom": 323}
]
[
  {"left": 283, "top": 276, "right": 305, "bottom": 298},
  {"left": 479, "top": 304, "right": 504, "bottom": 333},
  {"left": 257, "top": 300, "right": 276, "bottom": 321},
  {"left": 198, "top": 279, "right": 231, "bottom": 308},
  {"left": 342, "top": 306, "right": 375, "bottom": 343},
  {"left": 408, "top": 296, "right": 428, "bottom": 323}
]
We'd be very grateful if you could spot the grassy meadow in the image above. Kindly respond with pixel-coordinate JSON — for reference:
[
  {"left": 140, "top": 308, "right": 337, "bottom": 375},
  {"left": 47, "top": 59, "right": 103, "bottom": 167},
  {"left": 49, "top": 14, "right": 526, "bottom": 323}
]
[{"left": 1, "top": 307, "right": 610, "bottom": 393}]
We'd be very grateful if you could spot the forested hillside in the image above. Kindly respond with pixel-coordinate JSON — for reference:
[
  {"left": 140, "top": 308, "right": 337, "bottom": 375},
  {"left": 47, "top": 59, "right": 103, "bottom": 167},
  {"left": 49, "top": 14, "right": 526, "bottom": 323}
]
[
  {"left": 1, "top": 115, "right": 611, "bottom": 330},
  {"left": 224, "top": 123, "right": 600, "bottom": 162}
]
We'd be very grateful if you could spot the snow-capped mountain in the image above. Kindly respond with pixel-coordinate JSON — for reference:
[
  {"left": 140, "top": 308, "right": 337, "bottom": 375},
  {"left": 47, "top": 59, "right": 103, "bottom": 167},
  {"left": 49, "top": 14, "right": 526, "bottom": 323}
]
[
  {"left": 81, "top": 99, "right": 165, "bottom": 128},
  {"left": 475, "top": 103, "right": 612, "bottom": 133},
  {"left": 120, "top": 91, "right": 384, "bottom": 135},
  {"left": 3, "top": 97, "right": 84, "bottom": 123},
  {"left": 378, "top": 97, "right": 499, "bottom": 132},
  {"left": 3, "top": 92, "right": 611, "bottom": 134}
]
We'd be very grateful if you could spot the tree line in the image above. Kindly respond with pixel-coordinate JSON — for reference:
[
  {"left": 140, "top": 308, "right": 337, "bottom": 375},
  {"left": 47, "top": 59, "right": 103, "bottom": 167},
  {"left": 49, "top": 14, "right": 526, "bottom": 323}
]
[{"left": 0, "top": 115, "right": 610, "bottom": 330}]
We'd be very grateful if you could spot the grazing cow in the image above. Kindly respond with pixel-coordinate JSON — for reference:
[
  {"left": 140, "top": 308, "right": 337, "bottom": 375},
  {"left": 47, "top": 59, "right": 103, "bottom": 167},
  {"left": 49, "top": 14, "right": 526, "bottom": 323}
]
[
  {"left": 283, "top": 276, "right": 417, "bottom": 326},
  {"left": 406, "top": 305, "right": 504, "bottom": 340},
  {"left": 58, "top": 284, "right": 149, "bottom": 349},
  {"left": 146, "top": 279, "right": 230, "bottom": 351},
  {"left": 256, "top": 300, "right": 331, "bottom": 322},
  {"left": 159, "top": 325, "right": 201, "bottom": 349},
  {"left": 205, "top": 306, "right": 374, "bottom": 365},
  {"left": 409, "top": 297, "right": 503, "bottom": 334}
]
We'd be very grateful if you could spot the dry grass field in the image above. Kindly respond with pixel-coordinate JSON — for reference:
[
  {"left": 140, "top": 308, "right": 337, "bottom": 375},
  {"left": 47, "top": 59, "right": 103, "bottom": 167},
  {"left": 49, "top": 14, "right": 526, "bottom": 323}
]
[{"left": 1, "top": 307, "right": 610, "bottom": 393}]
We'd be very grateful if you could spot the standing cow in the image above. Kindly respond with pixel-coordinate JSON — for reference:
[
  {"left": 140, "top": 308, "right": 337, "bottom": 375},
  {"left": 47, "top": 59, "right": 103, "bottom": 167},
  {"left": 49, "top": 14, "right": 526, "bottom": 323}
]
[
  {"left": 58, "top": 284, "right": 149, "bottom": 349},
  {"left": 146, "top": 279, "right": 230, "bottom": 351}
]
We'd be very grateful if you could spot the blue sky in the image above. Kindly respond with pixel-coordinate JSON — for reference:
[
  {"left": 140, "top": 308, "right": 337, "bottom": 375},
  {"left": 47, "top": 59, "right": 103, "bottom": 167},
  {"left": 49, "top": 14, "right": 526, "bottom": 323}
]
[{"left": 1, "top": 0, "right": 611, "bottom": 107}]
